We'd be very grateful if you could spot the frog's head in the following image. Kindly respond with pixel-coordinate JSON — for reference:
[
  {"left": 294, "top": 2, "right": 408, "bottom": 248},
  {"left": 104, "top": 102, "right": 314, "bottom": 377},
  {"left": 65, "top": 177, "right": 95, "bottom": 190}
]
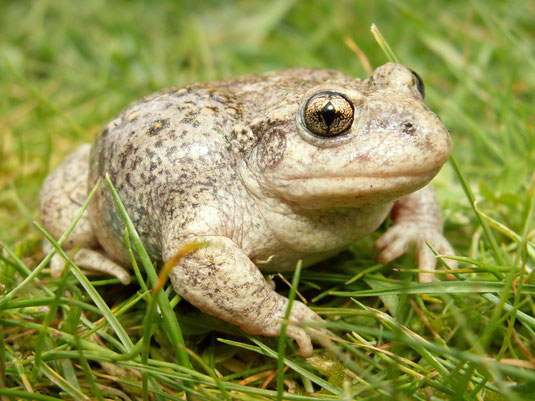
[{"left": 241, "top": 63, "right": 452, "bottom": 209}]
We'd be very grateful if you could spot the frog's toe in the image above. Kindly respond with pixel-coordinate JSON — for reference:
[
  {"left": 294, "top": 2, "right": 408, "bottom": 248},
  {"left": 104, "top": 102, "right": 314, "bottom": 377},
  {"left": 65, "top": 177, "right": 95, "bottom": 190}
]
[
  {"left": 50, "top": 253, "right": 67, "bottom": 279},
  {"left": 285, "top": 325, "right": 314, "bottom": 357},
  {"left": 375, "top": 224, "right": 457, "bottom": 282},
  {"left": 415, "top": 232, "right": 457, "bottom": 283},
  {"left": 374, "top": 225, "right": 412, "bottom": 263},
  {"left": 286, "top": 300, "right": 326, "bottom": 357},
  {"left": 73, "top": 249, "right": 131, "bottom": 284},
  {"left": 416, "top": 243, "right": 437, "bottom": 283},
  {"left": 47, "top": 246, "right": 131, "bottom": 284}
]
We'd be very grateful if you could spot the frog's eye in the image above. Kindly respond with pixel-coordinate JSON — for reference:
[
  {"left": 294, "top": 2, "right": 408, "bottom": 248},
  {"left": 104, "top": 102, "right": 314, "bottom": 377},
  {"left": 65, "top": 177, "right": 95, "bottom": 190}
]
[
  {"left": 303, "top": 91, "right": 354, "bottom": 137},
  {"left": 409, "top": 69, "right": 425, "bottom": 99}
]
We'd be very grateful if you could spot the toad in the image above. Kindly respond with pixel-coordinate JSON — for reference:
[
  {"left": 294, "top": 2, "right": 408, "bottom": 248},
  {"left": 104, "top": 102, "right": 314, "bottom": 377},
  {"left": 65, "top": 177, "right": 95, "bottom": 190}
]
[{"left": 40, "top": 63, "right": 455, "bottom": 357}]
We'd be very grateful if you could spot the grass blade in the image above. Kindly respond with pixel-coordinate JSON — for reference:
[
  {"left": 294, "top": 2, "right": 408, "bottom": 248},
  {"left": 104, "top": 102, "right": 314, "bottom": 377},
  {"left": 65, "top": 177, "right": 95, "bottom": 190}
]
[{"left": 277, "top": 260, "right": 302, "bottom": 401}]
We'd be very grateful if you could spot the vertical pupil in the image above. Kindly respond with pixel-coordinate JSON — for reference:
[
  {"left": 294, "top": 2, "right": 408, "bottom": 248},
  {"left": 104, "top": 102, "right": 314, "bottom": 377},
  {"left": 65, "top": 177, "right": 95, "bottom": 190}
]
[{"left": 321, "top": 102, "right": 336, "bottom": 126}]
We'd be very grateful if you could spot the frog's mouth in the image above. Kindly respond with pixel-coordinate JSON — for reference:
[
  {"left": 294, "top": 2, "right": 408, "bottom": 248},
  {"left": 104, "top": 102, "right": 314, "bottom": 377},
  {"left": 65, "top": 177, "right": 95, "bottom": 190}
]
[{"left": 269, "top": 167, "right": 440, "bottom": 209}]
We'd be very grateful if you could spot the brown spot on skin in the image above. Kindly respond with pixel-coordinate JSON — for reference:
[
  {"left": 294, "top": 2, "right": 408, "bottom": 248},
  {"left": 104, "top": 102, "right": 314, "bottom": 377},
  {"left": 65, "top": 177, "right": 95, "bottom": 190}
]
[
  {"left": 148, "top": 119, "right": 170, "bottom": 136},
  {"left": 119, "top": 143, "right": 134, "bottom": 168},
  {"left": 202, "top": 106, "right": 218, "bottom": 115},
  {"left": 402, "top": 121, "right": 416, "bottom": 136}
]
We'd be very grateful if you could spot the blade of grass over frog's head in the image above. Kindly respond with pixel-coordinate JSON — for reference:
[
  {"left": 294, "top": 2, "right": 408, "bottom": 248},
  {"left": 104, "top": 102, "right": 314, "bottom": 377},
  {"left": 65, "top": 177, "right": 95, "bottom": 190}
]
[{"left": 371, "top": 24, "right": 399, "bottom": 63}]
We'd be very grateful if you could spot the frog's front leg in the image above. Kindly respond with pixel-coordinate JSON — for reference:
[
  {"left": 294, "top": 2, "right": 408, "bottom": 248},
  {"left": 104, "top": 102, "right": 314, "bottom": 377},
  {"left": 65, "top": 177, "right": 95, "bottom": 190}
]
[
  {"left": 374, "top": 185, "right": 457, "bottom": 282},
  {"left": 167, "top": 236, "right": 322, "bottom": 357}
]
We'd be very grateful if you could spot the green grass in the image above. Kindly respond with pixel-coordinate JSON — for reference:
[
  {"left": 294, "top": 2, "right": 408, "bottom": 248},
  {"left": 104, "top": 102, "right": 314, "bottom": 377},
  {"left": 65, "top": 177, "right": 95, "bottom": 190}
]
[{"left": 1, "top": 0, "right": 534, "bottom": 400}]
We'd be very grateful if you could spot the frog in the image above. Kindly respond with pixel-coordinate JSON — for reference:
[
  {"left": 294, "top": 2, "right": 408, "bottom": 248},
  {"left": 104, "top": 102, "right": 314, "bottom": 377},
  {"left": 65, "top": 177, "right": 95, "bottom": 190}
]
[{"left": 40, "top": 63, "right": 456, "bottom": 357}]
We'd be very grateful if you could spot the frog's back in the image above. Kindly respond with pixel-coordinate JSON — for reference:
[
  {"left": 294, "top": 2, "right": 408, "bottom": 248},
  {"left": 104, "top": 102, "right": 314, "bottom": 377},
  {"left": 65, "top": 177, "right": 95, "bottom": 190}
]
[{"left": 88, "top": 83, "right": 241, "bottom": 261}]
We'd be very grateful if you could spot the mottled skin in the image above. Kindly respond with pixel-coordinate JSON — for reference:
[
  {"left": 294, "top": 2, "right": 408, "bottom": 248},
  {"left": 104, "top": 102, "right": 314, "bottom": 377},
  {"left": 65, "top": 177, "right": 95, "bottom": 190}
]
[{"left": 40, "top": 63, "right": 456, "bottom": 357}]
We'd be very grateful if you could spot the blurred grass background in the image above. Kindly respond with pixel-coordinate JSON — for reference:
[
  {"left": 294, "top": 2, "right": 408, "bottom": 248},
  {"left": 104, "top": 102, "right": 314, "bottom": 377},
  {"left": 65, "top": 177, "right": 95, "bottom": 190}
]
[
  {"left": 1, "top": 0, "right": 534, "bottom": 243},
  {"left": 1, "top": 0, "right": 534, "bottom": 400}
]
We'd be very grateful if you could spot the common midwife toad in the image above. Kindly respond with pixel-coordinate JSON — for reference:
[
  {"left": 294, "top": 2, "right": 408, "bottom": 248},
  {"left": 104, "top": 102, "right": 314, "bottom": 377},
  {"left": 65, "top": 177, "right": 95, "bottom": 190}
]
[{"left": 40, "top": 63, "right": 456, "bottom": 357}]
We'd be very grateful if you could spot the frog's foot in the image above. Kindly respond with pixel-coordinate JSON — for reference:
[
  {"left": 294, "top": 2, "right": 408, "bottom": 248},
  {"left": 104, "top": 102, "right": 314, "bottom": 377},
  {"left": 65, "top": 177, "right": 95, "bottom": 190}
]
[
  {"left": 374, "top": 223, "right": 457, "bottom": 283},
  {"left": 167, "top": 235, "right": 324, "bottom": 357},
  {"left": 242, "top": 297, "right": 324, "bottom": 358},
  {"left": 46, "top": 242, "right": 131, "bottom": 284}
]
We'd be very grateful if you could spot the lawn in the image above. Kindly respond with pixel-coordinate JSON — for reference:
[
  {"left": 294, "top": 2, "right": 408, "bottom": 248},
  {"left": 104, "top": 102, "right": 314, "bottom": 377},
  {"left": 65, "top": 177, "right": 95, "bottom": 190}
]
[{"left": 1, "top": 0, "right": 534, "bottom": 400}]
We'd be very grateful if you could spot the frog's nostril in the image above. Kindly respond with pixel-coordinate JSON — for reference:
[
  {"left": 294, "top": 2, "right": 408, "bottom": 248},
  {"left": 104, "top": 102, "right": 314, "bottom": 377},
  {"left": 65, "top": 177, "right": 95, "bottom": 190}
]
[{"left": 402, "top": 121, "right": 416, "bottom": 136}]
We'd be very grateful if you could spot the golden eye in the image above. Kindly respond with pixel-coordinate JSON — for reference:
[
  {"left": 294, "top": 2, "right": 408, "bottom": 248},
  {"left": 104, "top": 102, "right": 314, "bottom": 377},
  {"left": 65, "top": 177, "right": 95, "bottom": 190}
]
[{"left": 303, "top": 91, "right": 354, "bottom": 137}]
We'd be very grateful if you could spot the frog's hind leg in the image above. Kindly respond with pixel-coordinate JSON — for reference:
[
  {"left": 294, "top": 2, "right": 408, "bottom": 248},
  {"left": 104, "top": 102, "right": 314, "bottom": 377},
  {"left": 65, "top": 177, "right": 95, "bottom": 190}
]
[{"left": 40, "top": 144, "right": 131, "bottom": 284}]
